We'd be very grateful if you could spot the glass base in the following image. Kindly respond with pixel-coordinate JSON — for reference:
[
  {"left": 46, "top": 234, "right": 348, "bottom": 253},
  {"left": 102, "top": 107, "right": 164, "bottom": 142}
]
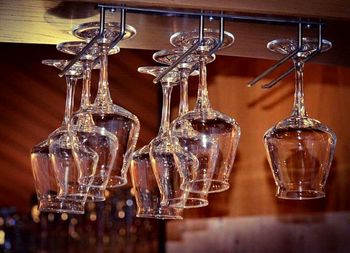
[
  {"left": 72, "top": 22, "right": 136, "bottom": 42},
  {"left": 208, "top": 180, "right": 230, "bottom": 193},
  {"left": 136, "top": 207, "right": 183, "bottom": 220},
  {"left": 267, "top": 37, "right": 332, "bottom": 57},
  {"left": 42, "top": 59, "right": 84, "bottom": 76},
  {"left": 276, "top": 188, "right": 325, "bottom": 200},
  {"left": 170, "top": 29, "right": 234, "bottom": 51},
  {"left": 152, "top": 48, "right": 216, "bottom": 66},
  {"left": 106, "top": 176, "right": 128, "bottom": 188},
  {"left": 56, "top": 41, "right": 120, "bottom": 59},
  {"left": 138, "top": 66, "right": 179, "bottom": 84},
  {"left": 39, "top": 199, "right": 85, "bottom": 214},
  {"left": 184, "top": 197, "right": 208, "bottom": 209}
]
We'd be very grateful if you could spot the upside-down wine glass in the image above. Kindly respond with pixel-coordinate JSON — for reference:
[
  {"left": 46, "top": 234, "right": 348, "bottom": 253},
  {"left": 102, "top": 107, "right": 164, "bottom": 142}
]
[
  {"left": 264, "top": 37, "right": 337, "bottom": 200},
  {"left": 130, "top": 145, "right": 183, "bottom": 219},
  {"left": 57, "top": 41, "right": 119, "bottom": 202},
  {"left": 153, "top": 48, "right": 218, "bottom": 208},
  {"left": 31, "top": 134, "right": 95, "bottom": 214},
  {"left": 170, "top": 29, "right": 241, "bottom": 193},
  {"left": 31, "top": 59, "right": 98, "bottom": 214},
  {"left": 138, "top": 66, "right": 196, "bottom": 208},
  {"left": 73, "top": 22, "right": 140, "bottom": 188},
  {"left": 44, "top": 60, "right": 97, "bottom": 202}
]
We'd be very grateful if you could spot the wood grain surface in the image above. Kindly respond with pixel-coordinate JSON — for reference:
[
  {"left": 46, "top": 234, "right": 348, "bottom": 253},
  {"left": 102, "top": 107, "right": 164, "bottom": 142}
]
[{"left": 1, "top": 1, "right": 350, "bottom": 66}]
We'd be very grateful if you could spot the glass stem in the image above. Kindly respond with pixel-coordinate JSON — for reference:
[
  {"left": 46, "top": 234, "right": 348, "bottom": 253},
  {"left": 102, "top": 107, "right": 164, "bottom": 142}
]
[
  {"left": 291, "top": 58, "right": 307, "bottom": 118},
  {"left": 62, "top": 76, "right": 77, "bottom": 127},
  {"left": 94, "top": 43, "right": 113, "bottom": 106},
  {"left": 195, "top": 57, "right": 211, "bottom": 111},
  {"left": 80, "top": 60, "right": 93, "bottom": 110},
  {"left": 158, "top": 83, "right": 173, "bottom": 135},
  {"left": 178, "top": 68, "right": 190, "bottom": 116}
]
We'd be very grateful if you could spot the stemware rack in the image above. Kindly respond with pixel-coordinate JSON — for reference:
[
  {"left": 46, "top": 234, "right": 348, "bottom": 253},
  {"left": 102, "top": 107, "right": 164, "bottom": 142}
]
[{"left": 59, "top": 4, "right": 328, "bottom": 88}]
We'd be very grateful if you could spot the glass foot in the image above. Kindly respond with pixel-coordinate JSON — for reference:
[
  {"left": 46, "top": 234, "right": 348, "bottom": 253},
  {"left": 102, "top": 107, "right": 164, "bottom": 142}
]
[
  {"left": 42, "top": 59, "right": 84, "bottom": 76},
  {"left": 267, "top": 37, "right": 332, "bottom": 57},
  {"left": 153, "top": 48, "right": 216, "bottom": 67},
  {"left": 56, "top": 41, "right": 120, "bottom": 59},
  {"left": 138, "top": 66, "right": 179, "bottom": 84},
  {"left": 73, "top": 22, "right": 136, "bottom": 42},
  {"left": 170, "top": 28, "right": 234, "bottom": 51}
]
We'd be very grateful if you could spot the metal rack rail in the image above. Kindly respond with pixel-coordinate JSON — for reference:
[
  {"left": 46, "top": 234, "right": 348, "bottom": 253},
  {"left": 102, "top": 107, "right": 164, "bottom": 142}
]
[{"left": 59, "top": 4, "right": 327, "bottom": 88}]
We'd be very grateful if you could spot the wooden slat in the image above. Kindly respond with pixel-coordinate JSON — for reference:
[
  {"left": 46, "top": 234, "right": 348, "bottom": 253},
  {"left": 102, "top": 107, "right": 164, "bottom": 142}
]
[
  {"left": 166, "top": 213, "right": 350, "bottom": 253},
  {"left": 80, "top": 0, "right": 350, "bottom": 20},
  {"left": 0, "top": 1, "right": 350, "bottom": 67}
]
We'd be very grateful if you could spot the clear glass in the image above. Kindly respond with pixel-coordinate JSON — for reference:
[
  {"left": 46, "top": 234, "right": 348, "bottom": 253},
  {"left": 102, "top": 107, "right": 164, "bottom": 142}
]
[
  {"left": 138, "top": 66, "right": 194, "bottom": 208},
  {"left": 73, "top": 22, "right": 140, "bottom": 188},
  {"left": 170, "top": 28, "right": 235, "bottom": 51},
  {"left": 72, "top": 22, "right": 136, "bottom": 42},
  {"left": 46, "top": 69, "right": 96, "bottom": 204},
  {"left": 31, "top": 59, "right": 99, "bottom": 214},
  {"left": 153, "top": 48, "right": 217, "bottom": 208},
  {"left": 130, "top": 145, "right": 183, "bottom": 219},
  {"left": 170, "top": 31, "right": 241, "bottom": 193},
  {"left": 264, "top": 38, "right": 337, "bottom": 200},
  {"left": 57, "top": 41, "right": 119, "bottom": 202},
  {"left": 72, "top": 126, "right": 118, "bottom": 202},
  {"left": 56, "top": 41, "right": 120, "bottom": 61},
  {"left": 49, "top": 123, "right": 97, "bottom": 203},
  {"left": 31, "top": 140, "right": 88, "bottom": 214}
]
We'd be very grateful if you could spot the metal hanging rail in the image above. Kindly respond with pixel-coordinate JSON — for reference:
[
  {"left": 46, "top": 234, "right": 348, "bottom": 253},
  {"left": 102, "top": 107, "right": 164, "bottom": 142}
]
[
  {"left": 58, "top": 3, "right": 327, "bottom": 85},
  {"left": 261, "top": 24, "right": 323, "bottom": 89},
  {"left": 98, "top": 4, "right": 324, "bottom": 26},
  {"left": 247, "top": 23, "right": 304, "bottom": 87},
  {"left": 153, "top": 14, "right": 205, "bottom": 84},
  {"left": 153, "top": 13, "right": 226, "bottom": 84},
  {"left": 208, "top": 14, "right": 225, "bottom": 56},
  {"left": 59, "top": 6, "right": 106, "bottom": 77}
]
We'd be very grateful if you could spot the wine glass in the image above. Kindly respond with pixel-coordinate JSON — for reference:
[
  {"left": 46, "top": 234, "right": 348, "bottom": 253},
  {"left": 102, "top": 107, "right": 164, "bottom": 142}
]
[
  {"left": 43, "top": 60, "right": 97, "bottom": 199},
  {"left": 72, "top": 22, "right": 140, "bottom": 188},
  {"left": 263, "top": 37, "right": 337, "bottom": 200},
  {"left": 130, "top": 145, "right": 183, "bottom": 219},
  {"left": 56, "top": 41, "right": 120, "bottom": 202},
  {"left": 31, "top": 139, "right": 94, "bottom": 214},
  {"left": 138, "top": 66, "right": 195, "bottom": 208},
  {"left": 170, "top": 29, "right": 241, "bottom": 193},
  {"left": 31, "top": 59, "right": 98, "bottom": 214},
  {"left": 153, "top": 48, "right": 218, "bottom": 207}
]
